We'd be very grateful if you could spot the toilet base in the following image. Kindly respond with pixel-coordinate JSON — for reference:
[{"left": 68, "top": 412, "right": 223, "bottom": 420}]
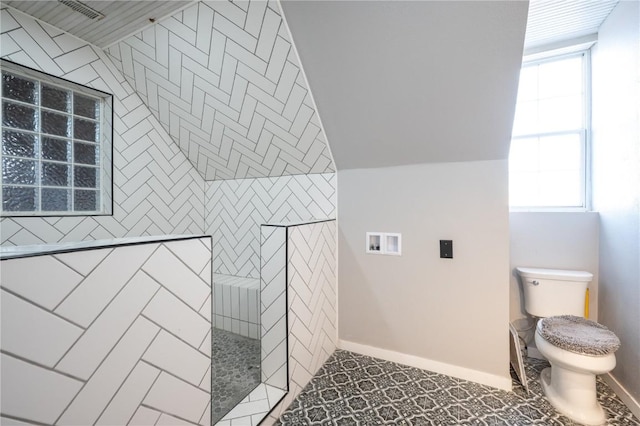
[{"left": 540, "top": 367, "right": 607, "bottom": 426}]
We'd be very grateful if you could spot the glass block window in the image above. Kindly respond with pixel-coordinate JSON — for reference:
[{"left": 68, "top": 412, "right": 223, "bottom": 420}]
[{"left": 1, "top": 60, "right": 113, "bottom": 216}]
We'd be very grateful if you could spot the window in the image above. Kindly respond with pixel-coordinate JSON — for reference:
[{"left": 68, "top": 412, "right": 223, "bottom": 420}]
[
  {"left": 509, "top": 51, "right": 590, "bottom": 209},
  {"left": 1, "top": 60, "right": 112, "bottom": 216}
]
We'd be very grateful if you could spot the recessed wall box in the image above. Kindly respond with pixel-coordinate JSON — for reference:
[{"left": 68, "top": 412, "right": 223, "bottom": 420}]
[
  {"left": 385, "top": 233, "right": 402, "bottom": 255},
  {"left": 366, "top": 232, "right": 383, "bottom": 254},
  {"left": 366, "top": 232, "right": 402, "bottom": 255}
]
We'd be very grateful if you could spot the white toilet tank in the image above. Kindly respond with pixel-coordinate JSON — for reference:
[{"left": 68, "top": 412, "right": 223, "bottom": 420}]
[{"left": 516, "top": 267, "right": 592, "bottom": 318}]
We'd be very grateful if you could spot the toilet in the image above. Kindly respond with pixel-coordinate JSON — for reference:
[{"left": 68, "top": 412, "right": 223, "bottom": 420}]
[{"left": 516, "top": 267, "right": 621, "bottom": 426}]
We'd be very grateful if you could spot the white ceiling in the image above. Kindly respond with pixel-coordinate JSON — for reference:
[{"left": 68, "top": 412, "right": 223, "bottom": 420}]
[
  {"left": 525, "top": 0, "right": 619, "bottom": 49},
  {"left": 2, "top": 1, "right": 193, "bottom": 48}
]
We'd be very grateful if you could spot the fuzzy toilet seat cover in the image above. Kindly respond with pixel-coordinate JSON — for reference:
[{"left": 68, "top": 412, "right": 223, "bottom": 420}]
[{"left": 539, "top": 315, "right": 620, "bottom": 356}]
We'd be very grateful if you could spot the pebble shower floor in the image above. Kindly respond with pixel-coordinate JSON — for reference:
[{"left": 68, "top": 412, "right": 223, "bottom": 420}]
[
  {"left": 275, "top": 350, "right": 639, "bottom": 425},
  {"left": 211, "top": 328, "right": 261, "bottom": 424}
]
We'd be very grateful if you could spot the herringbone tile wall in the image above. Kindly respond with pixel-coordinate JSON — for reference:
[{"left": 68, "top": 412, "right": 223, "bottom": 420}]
[
  {"left": 0, "top": 7, "right": 205, "bottom": 247},
  {"left": 0, "top": 237, "right": 213, "bottom": 426},
  {"left": 217, "top": 220, "right": 336, "bottom": 425},
  {"left": 260, "top": 225, "right": 288, "bottom": 390},
  {"left": 205, "top": 173, "right": 336, "bottom": 278},
  {"left": 107, "top": 0, "right": 335, "bottom": 181},
  {"left": 260, "top": 220, "right": 338, "bottom": 424}
]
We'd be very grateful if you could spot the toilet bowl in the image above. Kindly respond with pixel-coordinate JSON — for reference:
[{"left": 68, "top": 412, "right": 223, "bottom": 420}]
[
  {"left": 516, "top": 268, "right": 621, "bottom": 426},
  {"left": 535, "top": 316, "right": 620, "bottom": 426}
]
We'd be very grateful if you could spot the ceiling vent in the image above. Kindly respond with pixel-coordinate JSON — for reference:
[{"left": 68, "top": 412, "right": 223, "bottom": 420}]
[{"left": 57, "top": 0, "right": 105, "bottom": 20}]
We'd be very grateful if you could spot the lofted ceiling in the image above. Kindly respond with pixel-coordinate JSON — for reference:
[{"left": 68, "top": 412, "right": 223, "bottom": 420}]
[
  {"left": 280, "top": 1, "right": 529, "bottom": 170},
  {"left": 2, "top": 0, "right": 622, "bottom": 176}
]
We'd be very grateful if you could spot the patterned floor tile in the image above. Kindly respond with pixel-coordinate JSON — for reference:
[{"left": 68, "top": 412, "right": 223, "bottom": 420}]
[{"left": 275, "top": 350, "right": 640, "bottom": 426}]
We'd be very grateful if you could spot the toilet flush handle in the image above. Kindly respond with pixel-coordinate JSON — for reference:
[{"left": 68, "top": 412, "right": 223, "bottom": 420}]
[{"left": 532, "top": 280, "right": 540, "bottom": 286}]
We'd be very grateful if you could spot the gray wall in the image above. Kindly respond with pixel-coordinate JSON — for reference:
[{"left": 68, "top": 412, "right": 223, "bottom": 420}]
[
  {"left": 509, "top": 212, "right": 600, "bottom": 322},
  {"left": 592, "top": 0, "right": 640, "bottom": 404},
  {"left": 338, "top": 160, "right": 511, "bottom": 386},
  {"left": 281, "top": 0, "right": 528, "bottom": 169}
]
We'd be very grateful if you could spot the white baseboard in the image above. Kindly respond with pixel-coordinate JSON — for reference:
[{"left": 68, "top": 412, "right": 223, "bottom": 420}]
[
  {"left": 338, "top": 339, "right": 512, "bottom": 391},
  {"left": 603, "top": 373, "right": 640, "bottom": 420}
]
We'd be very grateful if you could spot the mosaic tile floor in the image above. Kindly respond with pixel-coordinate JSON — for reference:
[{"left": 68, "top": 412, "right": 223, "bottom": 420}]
[
  {"left": 275, "top": 350, "right": 639, "bottom": 425},
  {"left": 212, "top": 327, "right": 261, "bottom": 424}
]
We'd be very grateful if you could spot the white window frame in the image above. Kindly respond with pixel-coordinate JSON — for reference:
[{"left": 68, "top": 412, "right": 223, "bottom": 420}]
[
  {"left": 509, "top": 49, "right": 592, "bottom": 212},
  {"left": 1, "top": 59, "right": 113, "bottom": 217}
]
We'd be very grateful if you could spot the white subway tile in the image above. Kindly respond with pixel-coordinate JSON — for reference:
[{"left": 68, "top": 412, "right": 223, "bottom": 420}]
[
  {"left": 56, "top": 271, "right": 159, "bottom": 379},
  {"left": 144, "top": 372, "right": 210, "bottom": 424},
  {"left": 223, "top": 316, "right": 232, "bottom": 332},
  {"left": 164, "top": 237, "right": 212, "bottom": 276},
  {"left": 255, "top": 7, "right": 281, "bottom": 61},
  {"left": 231, "top": 284, "right": 240, "bottom": 320},
  {"left": 261, "top": 315, "right": 285, "bottom": 355},
  {"left": 143, "top": 330, "right": 209, "bottom": 387},
  {"left": 248, "top": 323, "right": 259, "bottom": 339},
  {"left": 220, "top": 395, "right": 269, "bottom": 421},
  {"left": 199, "top": 331, "right": 212, "bottom": 357},
  {"left": 203, "top": 1, "right": 245, "bottom": 27},
  {"left": 199, "top": 402, "right": 211, "bottom": 426},
  {"left": 199, "top": 293, "right": 212, "bottom": 321},
  {"left": 239, "top": 287, "right": 248, "bottom": 321},
  {"left": 248, "top": 288, "right": 259, "bottom": 324},
  {"left": 143, "top": 289, "right": 210, "bottom": 349},
  {"left": 215, "top": 314, "right": 224, "bottom": 329},
  {"left": 240, "top": 320, "right": 249, "bottom": 337},
  {"left": 0, "top": 290, "right": 82, "bottom": 368},
  {"left": 156, "top": 413, "right": 197, "bottom": 425},
  {"left": 55, "top": 244, "right": 156, "bottom": 327},
  {"left": 261, "top": 291, "right": 286, "bottom": 338},
  {"left": 198, "top": 365, "right": 211, "bottom": 392},
  {"left": 0, "top": 415, "right": 37, "bottom": 425},
  {"left": 129, "top": 406, "right": 161, "bottom": 426},
  {"left": 222, "top": 281, "right": 232, "bottom": 317},
  {"left": 213, "top": 13, "right": 257, "bottom": 52},
  {"left": 1, "top": 9, "right": 21, "bottom": 33},
  {"left": 142, "top": 245, "right": 210, "bottom": 310},
  {"left": 55, "top": 45, "right": 99, "bottom": 73},
  {"left": 57, "top": 317, "right": 159, "bottom": 425},
  {"left": 1, "top": 256, "right": 82, "bottom": 310},
  {"left": 0, "top": 33, "right": 20, "bottom": 56},
  {"left": 95, "top": 362, "right": 160, "bottom": 426},
  {"left": 0, "top": 354, "right": 82, "bottom": 424}
]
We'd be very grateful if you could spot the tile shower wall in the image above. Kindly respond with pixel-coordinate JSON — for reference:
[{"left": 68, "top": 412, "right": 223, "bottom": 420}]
[
  {"left": 206, "top": 173, "right": 336, "bottom": 278},
  {"left": 0, "top": 237, "right": 213, "bottom": 426},
  {"left": 214, "top": 274, "right": 260, "bottom": 339},
  {"left": 107, "top": 0, "right": 334, "bottom": 181},
  {"left": 257, "top": 220, "right": 337, "bottom": 425},
  {"left": 0, "top": 7, "right": 205, "bottom": 246}
]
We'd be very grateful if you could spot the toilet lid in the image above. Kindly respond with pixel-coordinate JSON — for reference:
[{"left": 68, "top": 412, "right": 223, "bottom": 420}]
[{"left": 539, "top": 315, "right": 621, "bottom": 356}]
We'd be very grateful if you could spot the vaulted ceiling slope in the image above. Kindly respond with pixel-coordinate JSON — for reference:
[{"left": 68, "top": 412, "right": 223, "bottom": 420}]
[
  {"left": 280, "top": 1, "right": 529, "bottom": 170},
  {"left": 107, "top": 1, "right": 335, "bottom": 180}
]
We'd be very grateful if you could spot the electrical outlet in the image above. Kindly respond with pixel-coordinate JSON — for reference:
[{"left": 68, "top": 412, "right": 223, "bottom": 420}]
[{"left": 440, "top": 240, "right": 453, "bottom": 259}]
